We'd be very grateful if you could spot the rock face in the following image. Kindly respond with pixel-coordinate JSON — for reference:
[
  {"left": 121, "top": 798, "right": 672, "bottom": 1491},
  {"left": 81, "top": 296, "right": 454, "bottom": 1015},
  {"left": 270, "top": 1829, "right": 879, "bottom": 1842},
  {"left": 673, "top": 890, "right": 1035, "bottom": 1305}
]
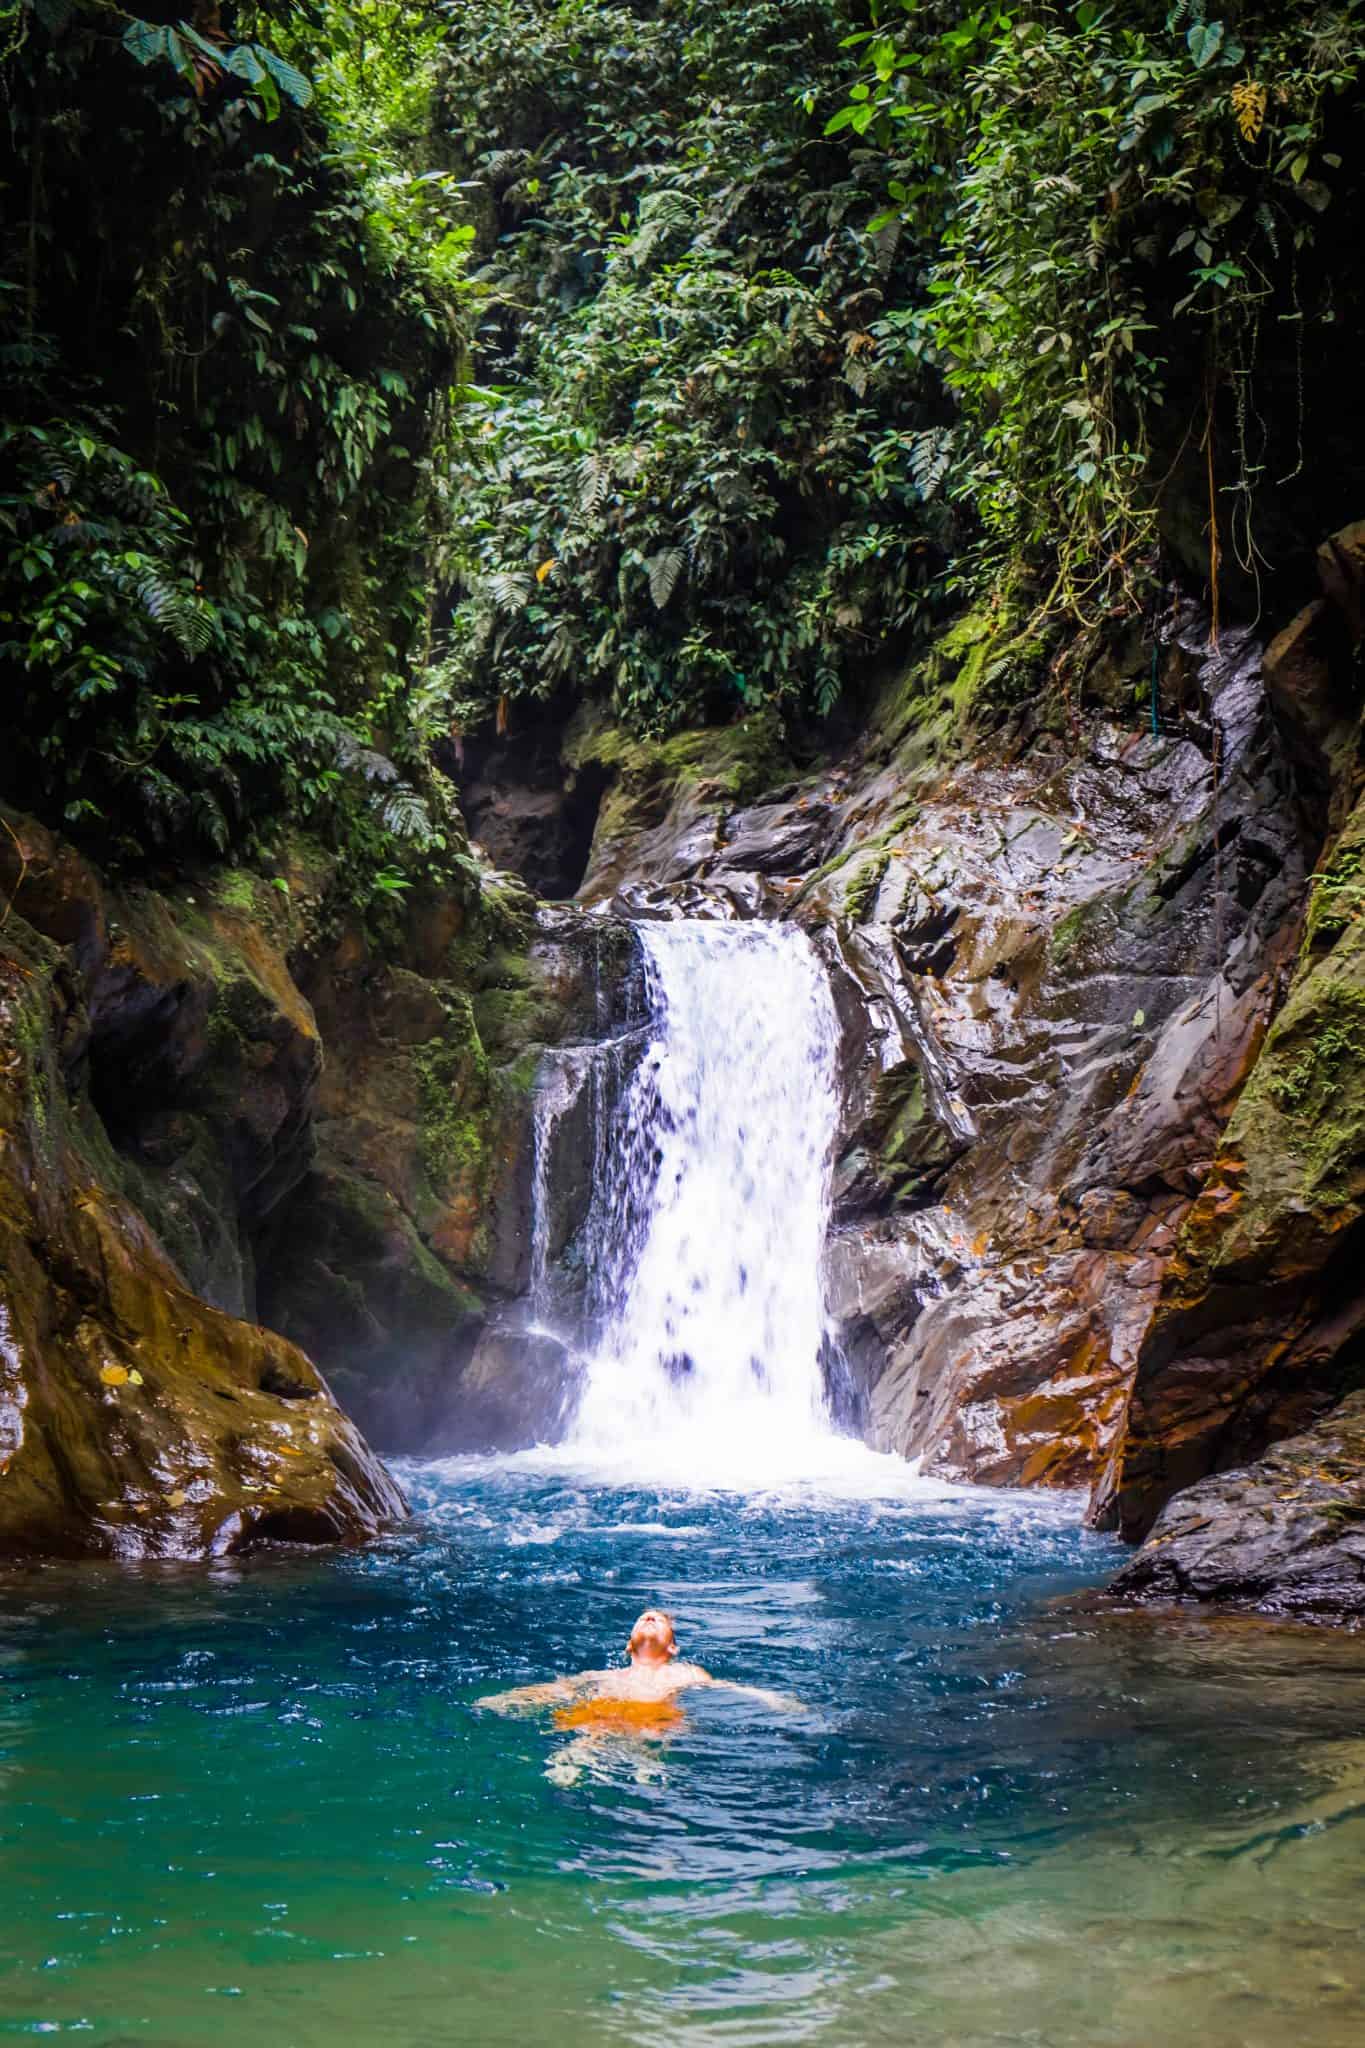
[
  {"left": 1093, "top": 531, "right": 1365, "bottom": 1555},
  {"left": 1111, "top": 1394, "right": 1365, "bottom": 1618},
  {"left": 0, "top": 789, "right": 649, "bottom": 1552},
  {"left": 0, "top": 816, "right": 404, "bottom": 1558},
  {"left": 256, "top": 889, "right": 645, "bottom": 1454},
  {"left": 814, "top": 618, "right": 1307, "bottom": 1489},
  {"left": 542, "top": 604, "right": 1313, "bottom": 1495},
  {"left": 1097, "top": 783, "right": 1365, "bottom": 1542}
]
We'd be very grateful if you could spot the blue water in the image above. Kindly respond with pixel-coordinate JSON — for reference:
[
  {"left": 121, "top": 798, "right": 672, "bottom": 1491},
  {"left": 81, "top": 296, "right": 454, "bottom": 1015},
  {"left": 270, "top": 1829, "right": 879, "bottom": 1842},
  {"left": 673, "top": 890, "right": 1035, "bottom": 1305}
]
[{"left": 3, "top": 1457, "right": 1365, "bottom": 2046}]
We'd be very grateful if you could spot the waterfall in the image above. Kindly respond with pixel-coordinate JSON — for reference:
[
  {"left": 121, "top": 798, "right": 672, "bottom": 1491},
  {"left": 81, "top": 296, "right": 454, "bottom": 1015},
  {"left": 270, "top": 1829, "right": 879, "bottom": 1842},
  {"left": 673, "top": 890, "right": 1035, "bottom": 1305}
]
[{"left": 568, "top": 918, "right": 844, "bottom": 1479}]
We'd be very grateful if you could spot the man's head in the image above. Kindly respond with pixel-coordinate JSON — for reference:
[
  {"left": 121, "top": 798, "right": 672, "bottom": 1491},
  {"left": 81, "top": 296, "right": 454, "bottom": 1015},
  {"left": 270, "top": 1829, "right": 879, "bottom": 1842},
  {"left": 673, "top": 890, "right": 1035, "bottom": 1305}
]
[{"left": 626, "top": 1609, "right": 677, "bottom": 1666}]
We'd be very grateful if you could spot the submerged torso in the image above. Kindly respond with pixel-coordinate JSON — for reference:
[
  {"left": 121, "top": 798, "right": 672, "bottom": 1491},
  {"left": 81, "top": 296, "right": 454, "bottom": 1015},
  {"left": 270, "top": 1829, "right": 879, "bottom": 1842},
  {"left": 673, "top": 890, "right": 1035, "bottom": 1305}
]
[{"left": 551, "top": 1658, "right": 708, "bottom": 1730}]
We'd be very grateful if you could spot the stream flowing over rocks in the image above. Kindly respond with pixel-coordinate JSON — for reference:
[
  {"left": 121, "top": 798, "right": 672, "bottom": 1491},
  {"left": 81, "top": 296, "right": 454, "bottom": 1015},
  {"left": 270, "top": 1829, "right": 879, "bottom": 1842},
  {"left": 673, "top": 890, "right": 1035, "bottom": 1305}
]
[{"left": 4, "top": 533, "right": 1365, "bottom": 1608}]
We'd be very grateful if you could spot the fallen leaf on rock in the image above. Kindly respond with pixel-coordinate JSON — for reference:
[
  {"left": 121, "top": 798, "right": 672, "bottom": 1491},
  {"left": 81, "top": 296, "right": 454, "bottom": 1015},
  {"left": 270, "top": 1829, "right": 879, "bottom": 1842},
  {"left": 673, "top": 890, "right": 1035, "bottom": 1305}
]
[
  {"left": 166, "top": 1489, "right": 187, "bottom": 1508},
  {"left": 128, "top": 1370, "right": 144, "bottom": 1386},
  {"left": 100, "top": 1365, "right": 129, "bottom": 1387}
]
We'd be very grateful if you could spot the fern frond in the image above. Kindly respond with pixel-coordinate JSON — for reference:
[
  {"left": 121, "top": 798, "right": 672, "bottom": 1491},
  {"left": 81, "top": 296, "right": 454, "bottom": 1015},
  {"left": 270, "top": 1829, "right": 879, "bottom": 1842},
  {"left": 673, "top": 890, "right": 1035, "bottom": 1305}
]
[
  {"left": 486, "top": 569, "right": 531, "bottom": 614},
  {"left": 136, "top": 569, "right": 217, "bottom": 655},
  {"left": 646, "top": 547, "right": 685, "bottom": 610},
  {"left": 577, "top": 452, "right": 610, "bottom": 515},
  {"left": 907, "top": 427, "right": 954, "bottom": 503},
  {"left": 379, "top": 785, "right": 434, "bottom": 844},
  {"left": 336, "top": 730, "right": 400, "bottom": 783}
]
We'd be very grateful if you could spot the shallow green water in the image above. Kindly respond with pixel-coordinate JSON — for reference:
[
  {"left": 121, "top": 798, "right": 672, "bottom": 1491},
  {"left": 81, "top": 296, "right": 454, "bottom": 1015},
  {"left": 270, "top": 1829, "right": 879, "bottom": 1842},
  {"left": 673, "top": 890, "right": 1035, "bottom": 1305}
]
[{"left": 2, "top": 1454, "right": 1364, "bottom": 2046}]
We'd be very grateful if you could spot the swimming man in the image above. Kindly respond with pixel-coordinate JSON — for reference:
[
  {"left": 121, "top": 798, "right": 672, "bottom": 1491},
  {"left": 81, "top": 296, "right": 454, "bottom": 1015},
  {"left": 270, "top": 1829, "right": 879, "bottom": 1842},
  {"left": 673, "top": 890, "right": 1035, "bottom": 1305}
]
[{"left": 477, "top": 1609, "right": 801, "bottom": 1780}]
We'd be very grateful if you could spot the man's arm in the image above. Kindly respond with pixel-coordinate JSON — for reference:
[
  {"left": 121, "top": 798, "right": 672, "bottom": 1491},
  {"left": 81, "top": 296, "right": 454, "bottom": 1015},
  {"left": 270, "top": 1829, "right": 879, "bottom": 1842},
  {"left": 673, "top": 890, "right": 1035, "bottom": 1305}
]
[
  {"left": 685, "top": 1668, "right": 805, "bottom": 1713},
  {"left": 475, "top": 1672, "right": 596, "bottom": 1715}
]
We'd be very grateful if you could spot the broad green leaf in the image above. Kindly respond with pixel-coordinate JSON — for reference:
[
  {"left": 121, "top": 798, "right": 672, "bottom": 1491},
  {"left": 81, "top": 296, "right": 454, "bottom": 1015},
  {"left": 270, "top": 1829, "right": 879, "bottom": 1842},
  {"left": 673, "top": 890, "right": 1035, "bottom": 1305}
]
[
  {"left": 257, "top": 47, "right": 314, "bottom": 108},
  {"left": 1186, "top": 21, "right": 1224, "bottom": 69}
]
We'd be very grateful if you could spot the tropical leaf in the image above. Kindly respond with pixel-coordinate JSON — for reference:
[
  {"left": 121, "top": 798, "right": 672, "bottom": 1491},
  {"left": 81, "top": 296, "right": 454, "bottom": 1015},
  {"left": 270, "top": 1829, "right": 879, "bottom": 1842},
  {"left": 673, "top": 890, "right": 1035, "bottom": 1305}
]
[
  {"left": 1187, "top": 20, "right": 1224, "bottom": 70},
  {"left": 379, "top": 786, "right": 434, "bottom": 843},
  {"left": 487, "top": 569, "right": 531, "bottom": 614},
  {"left": 256, "top": 46, "right": 314, "bottom": 109},
  {"left": 222, "top": 44, "right": 267, "bottom": 86},
  {"left": 907, "top": 427, "right": 954, "bottom": 502},
  {"left": 646, "top": 547, "right": 685, "bottom": 609},
  {"left": 577, "top": 453, "right": 610, "bottom": 514}
]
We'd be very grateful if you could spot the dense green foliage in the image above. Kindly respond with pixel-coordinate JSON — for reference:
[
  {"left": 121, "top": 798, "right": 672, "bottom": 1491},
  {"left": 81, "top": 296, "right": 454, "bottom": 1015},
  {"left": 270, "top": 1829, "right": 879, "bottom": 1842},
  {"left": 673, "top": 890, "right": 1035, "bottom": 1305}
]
[
  {"left": 0, "top": 1, "right": 471, "bottom": 887},
  {"left": 425, "top": 0, "right": 1365, "bottom": 742},
  {"left": 427, "top": 0, "right": 957, "bottom": 734},
  {"left": 831, "top": 1, "right": 1365, "bottom": 621},
  {"left": 4, "top": 0, "right": 1365, "bottom": 859}
]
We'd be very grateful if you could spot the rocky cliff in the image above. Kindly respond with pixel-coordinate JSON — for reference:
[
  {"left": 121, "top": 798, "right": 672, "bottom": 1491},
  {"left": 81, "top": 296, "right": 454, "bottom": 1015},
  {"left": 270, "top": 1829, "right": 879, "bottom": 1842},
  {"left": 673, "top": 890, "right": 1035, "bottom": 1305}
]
[
  {"left": 0, "top": 805, "right": 635, "bottom": 1553},
  {"left": 5, "top": 533, "right": 1365, "bottom": 1611},
  {"left": 456, "top": 538, "right": 1365, "bottom": 1618},
  {"left": 0, "top": 813, "right": 403, "bottom": 1556}
]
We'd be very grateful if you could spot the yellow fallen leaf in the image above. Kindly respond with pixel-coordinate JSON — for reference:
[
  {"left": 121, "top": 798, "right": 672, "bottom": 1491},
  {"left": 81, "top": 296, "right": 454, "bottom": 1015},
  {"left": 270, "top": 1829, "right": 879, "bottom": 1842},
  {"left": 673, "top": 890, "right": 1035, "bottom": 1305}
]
[
  {"left": 535, "top": 558, "right": 557, "bottom": 582},
  {"left": 128, "top": 1370, "right": 144, "bottom": 1387},
  {"left": 100, "top": 1364, "right": 129, "bottom": 1387},
  {"left": 277, "top": 1444, "right": 303, "bottom": 1457},
  {"left": 166, "top": 1489, "right": 187, "bottom": 1508}
]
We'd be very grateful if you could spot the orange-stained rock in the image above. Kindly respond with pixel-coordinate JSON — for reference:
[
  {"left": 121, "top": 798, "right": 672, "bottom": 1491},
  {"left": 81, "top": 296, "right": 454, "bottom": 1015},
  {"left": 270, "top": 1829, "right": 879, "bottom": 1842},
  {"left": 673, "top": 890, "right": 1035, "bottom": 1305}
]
[
  {"left": 1099, "top": 777, "right": 1365, "bottom": 1542},
  {"left": 1317, "top": 518, "right": 1365, "bottom": 643}
]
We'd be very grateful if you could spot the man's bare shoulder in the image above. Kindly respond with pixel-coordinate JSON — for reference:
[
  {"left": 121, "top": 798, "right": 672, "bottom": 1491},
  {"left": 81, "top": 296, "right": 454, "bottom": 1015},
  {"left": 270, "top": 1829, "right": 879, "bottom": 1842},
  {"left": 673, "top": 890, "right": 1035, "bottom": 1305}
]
[{"left": 668, "top": 1660, "right": 716, "bottom": 1688}]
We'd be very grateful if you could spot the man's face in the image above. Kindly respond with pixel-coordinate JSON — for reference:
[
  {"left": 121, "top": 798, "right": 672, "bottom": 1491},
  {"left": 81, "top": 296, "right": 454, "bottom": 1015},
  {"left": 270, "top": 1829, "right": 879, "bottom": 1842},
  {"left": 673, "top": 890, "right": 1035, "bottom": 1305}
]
[{"left": 628, "top": 1610, "right": 676, "bottom": 1664}]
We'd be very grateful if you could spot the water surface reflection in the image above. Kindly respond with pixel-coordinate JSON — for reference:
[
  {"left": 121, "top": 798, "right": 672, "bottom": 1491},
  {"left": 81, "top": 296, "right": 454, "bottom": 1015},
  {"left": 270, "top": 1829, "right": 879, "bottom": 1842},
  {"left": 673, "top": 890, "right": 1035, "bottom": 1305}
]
[{"left": 0, "top": 1459, "right": 1361, "bottom": 2045}]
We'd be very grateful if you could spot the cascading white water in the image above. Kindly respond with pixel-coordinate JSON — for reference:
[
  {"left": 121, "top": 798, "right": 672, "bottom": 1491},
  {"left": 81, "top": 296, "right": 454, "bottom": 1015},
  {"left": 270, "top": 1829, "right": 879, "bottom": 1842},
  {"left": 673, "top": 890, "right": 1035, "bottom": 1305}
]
[{"left": 569, "top": 918, "right": 844, "bottom": 1480}]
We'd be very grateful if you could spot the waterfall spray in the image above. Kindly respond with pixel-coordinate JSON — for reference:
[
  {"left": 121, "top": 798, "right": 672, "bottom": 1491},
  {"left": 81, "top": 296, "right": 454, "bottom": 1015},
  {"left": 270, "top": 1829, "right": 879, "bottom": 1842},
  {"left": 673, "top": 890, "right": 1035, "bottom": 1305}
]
[{"left": 569, "top": 919, "right": 844, "bottom": 1479}]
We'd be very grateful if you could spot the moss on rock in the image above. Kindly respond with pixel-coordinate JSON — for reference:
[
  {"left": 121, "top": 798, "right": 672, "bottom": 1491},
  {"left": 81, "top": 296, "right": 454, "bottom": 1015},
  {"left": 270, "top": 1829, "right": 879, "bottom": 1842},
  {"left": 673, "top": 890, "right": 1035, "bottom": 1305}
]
[{"left": 0, "top": 899, "right": 403, "bottom": 1559}]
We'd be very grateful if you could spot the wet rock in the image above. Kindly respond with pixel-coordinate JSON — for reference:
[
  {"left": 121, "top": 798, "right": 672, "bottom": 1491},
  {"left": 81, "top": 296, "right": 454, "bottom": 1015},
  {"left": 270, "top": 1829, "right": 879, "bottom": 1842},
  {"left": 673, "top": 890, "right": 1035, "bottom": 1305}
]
[
  {"left": 0, "top": 906, "right": 403, "bottom": 1559},
  {"left": 1111, "top": 1393, "right": 1365, "bottom": 1619},
  {"left": 428, "top": 1311, "right": 584, "bottom": 1453},
  {"left": 1098, "top": 781, "right": 1365, "bottom": 1543},
  {"left": 716, "top": 797, "right": 836, "bottom": 876},
  {"left": 447, "top": 711, "right": 609, "bottom": 899},
  {"left": 807, "top": 618, "right": 1311, "bottom": 1486},
  {"left": 257, "top": 895, "right": 644, "bottom": 1451},
  {"left": 819, "top": 924, "right": 971, "bottom": 1217},
  {"left": 0, "top": 811, "right": 323, "bottom": 1316},
  {"left": 1317, "top": 519, "right": 1365, "bottom": 644},
  {"left": 567, "top": 712, "right": 800, "bottom": 904},
  {"left": 256, "top": 1163, "right": 484, "bottom": 1454}
]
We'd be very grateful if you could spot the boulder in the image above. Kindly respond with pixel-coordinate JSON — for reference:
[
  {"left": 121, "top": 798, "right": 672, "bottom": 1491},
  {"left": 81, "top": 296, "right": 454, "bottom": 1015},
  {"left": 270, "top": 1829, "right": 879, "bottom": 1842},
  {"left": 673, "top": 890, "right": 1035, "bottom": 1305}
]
[
  {"left": 1111, "top": 1393, "right": 1365, "bottom": 1619},
  {"left": 0, "top": 906, "right": 403, "bottom": 1558}
]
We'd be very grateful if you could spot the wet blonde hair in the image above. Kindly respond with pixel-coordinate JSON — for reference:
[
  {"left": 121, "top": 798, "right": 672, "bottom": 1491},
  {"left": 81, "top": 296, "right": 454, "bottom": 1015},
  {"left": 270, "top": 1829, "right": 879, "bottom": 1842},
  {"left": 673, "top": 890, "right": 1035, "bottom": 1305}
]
[{"left": 626, "top": 1609, "right": 677, "bottom": 1658}]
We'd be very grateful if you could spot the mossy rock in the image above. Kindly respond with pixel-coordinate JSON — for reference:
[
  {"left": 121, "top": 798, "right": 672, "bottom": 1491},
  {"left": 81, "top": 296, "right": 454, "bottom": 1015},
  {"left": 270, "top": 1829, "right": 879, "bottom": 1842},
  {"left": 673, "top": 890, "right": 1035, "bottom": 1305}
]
[
  {"left": 0, "top": 908, "right": 403, "bottom": 1559},
  {"left": 257, "top": 1164, "right": 484, "bottom": 1453}
]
